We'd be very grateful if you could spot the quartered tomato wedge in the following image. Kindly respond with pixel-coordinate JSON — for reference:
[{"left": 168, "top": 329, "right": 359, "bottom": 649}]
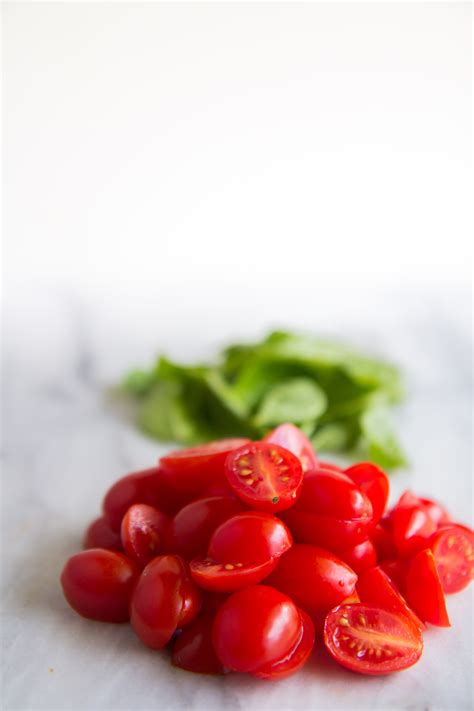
[
  {"left": 252, "top": 609, "right": 315, "bottom": 680},
  {"left": 264, "top": 423, "right": 319, "bottom": 473},
  {"left": 429, "top": 525, "right": 474, "bottom": 594},
  {"left": 356, "top": 566, "right": 425, "bottom": 631},
  {"left": 405, "top": 549, "right": 450, "bottom": 627},
  {"left": 172, "top": 613, "right": 224, "bottom": 675},
  {"left": 324, "top": 604, "right": 423, "bottom": 675},
  {"left": 345, "top": 462, "right": 389, "bottom": 524},
  {"left": 225, "top": 442, "right": 303, "bottom": 512},
  {"left": 160, "top": 439, "right": 250, "bottom": 498}
]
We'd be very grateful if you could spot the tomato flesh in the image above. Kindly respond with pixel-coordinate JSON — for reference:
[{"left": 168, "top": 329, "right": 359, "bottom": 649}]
[
  {"left": 264, "top": 423, "right": 319, "bottom": 473},
  {"left": 83, "top": 517, "right": 123, "bottom": 552},
  {"left": 120, "top": 504, "right": 170, "bottom": 567},
  {"left": 61, "top": 549, "right": 139, "bottom": 623},
  {"left": 190, "top": 557, "right": 277, "bottom": 593},
  {"left": 345, "top": 462, "right": 389, "bottom": 524},
  {"left": 405, "top": 549, "right": 450, "bottom": 627},
  {"left": 429, "top": 525, "right": 474, "bottom": 594},
  {"left": 324, "top": 603, "right": 423, "bottom": 675},
  {"left": 357, "top": 566, "right": 425, "bottom": 631},
  {"left": 225, "top": 442, "right": 303, "bottom": 513},
  {"left": 252, "top": 609, "right": 315, "bottom": 680}
]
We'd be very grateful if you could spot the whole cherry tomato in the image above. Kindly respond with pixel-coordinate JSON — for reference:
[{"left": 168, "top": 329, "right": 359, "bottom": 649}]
[
  {"left": 339, "top": 538, "right": 377, "bottom": 575},
  {"left": 172, "top": 613, "right": 224, "bottom": 675},
  {"left": 61, "top": 549, "right": 139, "bottom": 623},
  {"left": 83, "top": 517, "right": 123, "bottom": 552},
  {"left": 264, "top": 423, "right": 319, "bottom": 473},
  {"left": 345, "top": 462, "right": 389, "bottom": 524}
]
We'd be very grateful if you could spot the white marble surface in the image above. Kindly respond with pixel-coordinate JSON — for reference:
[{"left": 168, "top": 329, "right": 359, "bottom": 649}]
[{"left": 2, "top": 285, "right": 473, "bottom": 711}]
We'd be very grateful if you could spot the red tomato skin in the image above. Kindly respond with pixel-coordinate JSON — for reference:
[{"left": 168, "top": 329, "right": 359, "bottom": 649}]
[
  {"left": 83, "top": 517, "right": 123, "bottom": 552},
  {"left": 264, "top": 423, "right": 319, "bottom": 473},
  {"left": 405, "top": 549, "right": 451, "bottom": 627},
  {"left": 391, "top": 505, "right": 437, "bottom": 558},
  {"left": 190, "top": 558, "right": 277, "bottom": 593},
  {"left": 130, "top": 555, "right": 202, "bottom": 649},
  {"left": 370, "top": 524, "right": 397, "bottom": 562},
  {"left": 266, "top": 544, "right": 357, "bottom": 622},
  {"left": 166, "top": 497, "right": 244, "bottom": 560},
  {"left": 60, "top": 549, "right": 139, "bottom": 623},
  {"left": 282, "top": 509, "right": 372, "bottom": 551},
  {"left": 324, "top": 603, "right": 423, "bottom": 676},
  {"left": 339, "top": 538, "right": 377, "bottom": 575},
  {"left": 159, "top": 439, "right": 251, "bottom": 498},
  {"left": 212, "top": 585, "right": 302, "bottom": 673},
  {"left": 103, "top": 467, "right": 179, "bottom": 530},
  {"left": 344, "top": 462, "right": 389, "bottom": 524},
  {"left": 172, "top": 613, "right": 224, "bottom": 675},
  {"left": 379, "top": 559, "right": 408, "bottom": 595},
  {"left": 357, "top": 566, "right": 425, "bottom": 631},
  {"left": 429, "top": 525, "right": 474, "bottom": 594},
  {"left": 295, "top": 468, "right": 373, "bottom": 521},
  {"left": 225, "top": 442, "right": 304, "bottom": 513},
  {"left": 208, "top": 512, "right": 292, "bottom": 566},
  {"left": 318, "top": 461, "right": 343, "bottom": 473},
  {"left": 395, "top": 490, "right": 450, "bottom": 528},
  {"left": 252, "top": 609, "right": 315, "bottom": 680},
  {"left": 120, "top": 504, "right": 170, "bottom": 567}
]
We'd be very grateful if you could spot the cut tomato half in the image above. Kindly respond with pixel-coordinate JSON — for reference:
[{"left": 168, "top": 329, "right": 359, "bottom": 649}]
[
  {"left": 356, "top": 566, "right": 425, "bottom": 631},
  {"left": 405, "top": 549, "right": 450, "bottom": 627},
  {"left": 429, "top": 525, "right": 474, "bottom": 594},
  {"left": 189, "top": 558, "right": 277, "bottom": 593},
  {"left": 252, "top": 609, "right": 315, "bottom": 680},
  {"left": 345, "top": 462, "right": 389, "bottom": 525},
  {"left": 264, "top": 423, "right": 319, "bottom": 473}
]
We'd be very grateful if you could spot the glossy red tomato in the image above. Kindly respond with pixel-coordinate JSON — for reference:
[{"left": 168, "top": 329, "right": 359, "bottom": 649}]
[
  {"left": 405, "top": 549, "right": 450, "bottom": 627},
  {"left": 283, "top": 509, "right": 372, "bottom": 551},
  {"left": 379, "top": 559, "right": 408, "bottom": 594},
  {"left": 130, "top": 555, "right": 201, "bottom": 649},
  {"left": 253, "top": 609, "right": 315, "bottom": 680},
  {"left": 429, "top": 525, "right": 474, "bottom": 594},
  {"left": 324, "top": 604, "right": 423, "bottom": 675},
  {"left": 212, "top": 586, "right": 303, "bottom": 673},
  {"left": 345, "top": 462, "right": 389, "bottom": 524},
  {"left": 83, "top": 517, "right": 123, "bottom": 551},
  {"left": 103, "top": 467, "right": 179, "bottom": 530},
  {"left": 356, "top": 566, "right": 424, "bottom": 631},
  {"left": 266, "top": 544, "right": 357, "bottom": 622},
  {"left": 225, "top": 442, "right": 303, "bottom": 512},
  {"left": 159, "top": 439, "right": 250, "bottom": 498},
  {"left": 264, "top": 423, "right": 319, "bottom": 473},
  {"left": 166, "top": 496, "right": 243, "bottom": 560},
  {"left": 120, "top": 504, "right": 170, "bottom": 567},
  {"left": 370, "top": 524, "right": 397, "bottom": 562},
  {"left": 190, "top": 558, "right": 277, "bottom": 593},
  {"left": 172, "top": 613, "right": 224, "bottom": 675},
  {"left": 295, "top": 468, "right": 373, "bottom": 521},
  {"left": 318, "top": 461, "right": 343, "bottom": 473},
  {"left": 391, "top": 504, "right": 437, "bottom": 558},
  {"left": 61, "top": 549, "right": 139, "bottom": 622},
  {"left": 339, "top": 538, "right": 377, "bottom": 574},
  {"left": 395, "top": 490, "right": 450, "bottom": 528}
]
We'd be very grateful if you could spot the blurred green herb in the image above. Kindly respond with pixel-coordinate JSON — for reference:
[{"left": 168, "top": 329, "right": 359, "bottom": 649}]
[{"left": 121, "top": 331, "right": 406, "bottom": 469}]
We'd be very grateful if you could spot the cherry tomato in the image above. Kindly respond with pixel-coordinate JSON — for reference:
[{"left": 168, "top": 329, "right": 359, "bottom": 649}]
[
  {"left": 345, "top": 462, "right": 389, "bottom": 524},
  {"left": 253, "top": 609, "right": 315, "bottom": 680},
  {"left": 356, "top": 567, "right": 425, "bottom": 631},
  {"left": 391, "top": 504, "right": 437, "bottom": 558},
  {"left": 339, "top": 538, "right": 377, "bottom": 574},
  {"left": 208, "top": 512, "right": 292, "bottom": 565},
  {"left": 370, "top": 524, "right": 397, "bottom": 562},
  {"left": 379, "top": 559, "right": 408, "bottom": 595},
  {"left": 429, "top": 525, "right": 474, "bottom": 594},
  {"left": 225, "top": 442, "right": 303, "bottom": 513},
  {"left": 190, "top": 558, "right": 277, "bottom": 593},
  {"left": 295, "top": 468, "right": 373, "bottom": 521},
  {"left": 405, "top": 549, "right": 450, "bottom": 627},
  {"left": 395, "top": 490, "right": 450, "bottom": 528},
  {"left": 120, "top": 504, "right": 170, "bottom": 567},
  {"left": 324, "top": 604, "right": 423, "bottom": 675},
  {"left": 283, "top": 509, "right": 372, "bottom": 551},
  {"left": 130, "top": 555, "right": 201, "bottom": 649},
  {"left": 159, "top": 439, "right": 250, "bottom": 498},
  {"left": 103, "top": 467, "right": 179, "bottom": 530},
  {"left": 172, "top": 613, "right": 224, "bottom": 675},
  {"left": 318, "top": 461, "right": 343, "bottom": 473},
  {"left": 83, "top": 517, "right": 122, "bottom": 552},
  {"left": 212, "top": 585, "right": 303, "bottom": 673},
  {"left": 264, "top": 423, "right": 319, "bottom": 473},
  {"left": 266, "top": 544, "right": 357, "bottom": 623},
  {"left": 166, "top": 496, "right": 244, "bottom": 560},
  {"left": 61, "top": 549, "right": 139, "bottom": 623}
]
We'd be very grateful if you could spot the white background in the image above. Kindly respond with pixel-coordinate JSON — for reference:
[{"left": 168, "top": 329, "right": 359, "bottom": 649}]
[{"left": 2, "top": 3, "right": 473, "bottom": 711}]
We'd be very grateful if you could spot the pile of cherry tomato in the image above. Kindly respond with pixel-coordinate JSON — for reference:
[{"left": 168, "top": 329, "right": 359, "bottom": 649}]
[{"left": 61, "top": 424, "right": 473, "bottom": 679}]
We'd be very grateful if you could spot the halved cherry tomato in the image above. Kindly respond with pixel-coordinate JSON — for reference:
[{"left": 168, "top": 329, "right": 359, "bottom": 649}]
[
  {"left": 225, "top": 442, "right": 303, "bottom": 512},
  {"left": 345, "top": 462, "right": 389, "bottom": 524},
  {"left": 339, "top": 538, "right": 377, "bottom": 574},
  {"left": 130, "top": 555, "right": 201, "bottom": 649},
  {"left": 283, "top": 509, "right": 372, "bottom": 551},
  {"left": 252, "top": 609, "right": 315, "bottom": 680},
  {"left": 391, "top": 504, "right": 437, "bottom": 558},
  {"left": 172, "top": 613, "right": 224, "bottom": 675},
  {"left": 395, "top": 490, "right": 450, "bottom": 528},
  {"left": 356, "top": 566, "right": 425, "bottom": 631},
  {"left": 103, "top": 467, "right": 179, "bottom": 530},
  {"left": 264, "top": 423, "right": 319, "bottom": 473},
  {"left": 61, "top": 549, "right": 139, "bottom": 623},
  {"left": 370, "top": 524, "right": 397, "bottom": 562},
  {"left": 324, "top": 603, "right": 423, "bottom": 675},
  {"left": 83, "top": 517, "right": 123, "bottom": 551},
  {"left": 266, "top": 544, "right": 357, "bottom": 623},
  {"left": 159, "top": 439, "right": 250, "bottom": 498},
  {"left": 166, "top": 496, "right": 243, "bottom": 560},
  {"left": 429, "top": 525, "right": 474, "bottom": 594},
  {"left": 120, "top": 504, "right": 170, "bottom": 567},
  {"left": 212, "top": 585, "right": 303, "bottom": 673},
  {"left": 405, "top": 549, "right": 450, "bottom": 627},
  {"left": 190, "top": 512, "right": 292, "bottom": 593}
]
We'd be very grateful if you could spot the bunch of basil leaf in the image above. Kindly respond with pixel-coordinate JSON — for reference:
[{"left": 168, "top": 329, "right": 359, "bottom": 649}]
[{"left": 122, "top": 331, "right": 406, "bottom": 469}]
